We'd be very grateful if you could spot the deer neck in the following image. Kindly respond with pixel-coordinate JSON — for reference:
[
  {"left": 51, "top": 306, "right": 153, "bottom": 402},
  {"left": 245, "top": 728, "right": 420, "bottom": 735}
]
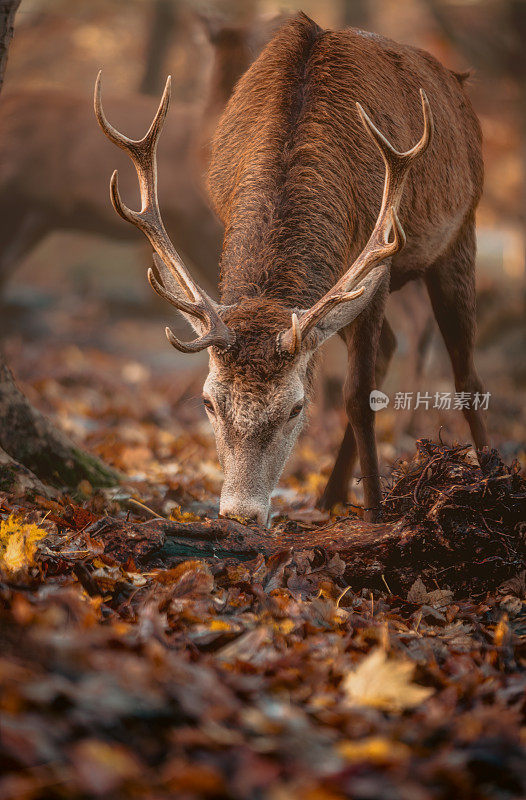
[{"left": 218, "top": 205, "right": 357, "bottom": 311}]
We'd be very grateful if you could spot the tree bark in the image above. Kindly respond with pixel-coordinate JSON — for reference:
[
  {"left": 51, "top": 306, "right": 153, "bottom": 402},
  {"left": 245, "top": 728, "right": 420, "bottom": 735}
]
[
  {"left": 0, "top": 445, "right": 55, "bottom": 497},
  {"left": 0, "top": 361, "right": 119, "bottom": 488},
  {"left": 0, "top": 0, "right": 19, "bottom": 92}
]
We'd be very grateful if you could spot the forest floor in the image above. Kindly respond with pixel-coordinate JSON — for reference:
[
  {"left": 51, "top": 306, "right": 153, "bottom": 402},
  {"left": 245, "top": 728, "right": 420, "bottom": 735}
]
[{"left": 1, "top": 291, "right": 525, "bottom": 799}]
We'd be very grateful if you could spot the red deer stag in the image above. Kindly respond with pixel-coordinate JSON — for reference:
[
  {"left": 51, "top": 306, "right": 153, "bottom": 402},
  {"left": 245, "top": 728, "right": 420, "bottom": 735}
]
[{"left": 95, "top": 13, "right": 488, "bottom": 525}]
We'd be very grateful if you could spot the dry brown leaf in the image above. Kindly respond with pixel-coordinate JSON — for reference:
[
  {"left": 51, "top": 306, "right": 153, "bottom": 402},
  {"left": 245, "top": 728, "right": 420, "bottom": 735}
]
[
  {"left": 407, "top": 577, "right": 428, "bottom": 604},
  {"left": 342, "top": 648, "right": 434, "bottom": 712}
]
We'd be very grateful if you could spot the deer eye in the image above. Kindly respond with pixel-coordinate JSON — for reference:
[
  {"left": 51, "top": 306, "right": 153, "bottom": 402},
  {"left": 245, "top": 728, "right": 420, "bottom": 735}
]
[
  {"left": 289, "top": 401, "right": 304, "bottom": 420},
  {"left": 203, "top": 396, "right": 215, "bottom": 415}
]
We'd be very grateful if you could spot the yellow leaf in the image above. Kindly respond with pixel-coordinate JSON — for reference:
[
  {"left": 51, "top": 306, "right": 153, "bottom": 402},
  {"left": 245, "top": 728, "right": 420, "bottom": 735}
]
[
  {"left": 494, "top": 614, "right": 509, "bottom": 647},
  {"left": 77, "top": 479, "right": 92, "bottom": 496},
  {"left": 0, "top": 515, "right": 47, "bottom": 575},
  {"left": 275, "top": 618, "right": 296, "bottom": 635},
  {"left": 304, "top": 471, "right": 327, "bottom": 493},
  {"left": 342, "top": 648, "right": 433, "bottom": 712},
  {"left": 209, "top": 619, "right": 232, "bottom": 631},
  {"left": 169, "top": 505, "right": 200, "bottom": 523},
  {"left": 338, "top": 736, "right": 411, "bottom": 764}
]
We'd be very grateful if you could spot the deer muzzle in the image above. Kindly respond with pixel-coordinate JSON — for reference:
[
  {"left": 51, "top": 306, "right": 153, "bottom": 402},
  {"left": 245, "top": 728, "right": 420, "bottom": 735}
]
[
  {"left": 218, "top": 448, "right": 275, "bottom": 527},
  {"left": 219, "top": 493, "right": 271, "bottom": 527}
]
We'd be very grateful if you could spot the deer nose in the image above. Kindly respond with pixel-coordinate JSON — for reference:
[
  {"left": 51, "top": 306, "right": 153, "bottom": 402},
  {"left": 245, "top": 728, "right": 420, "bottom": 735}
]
[{"left": 219, "top": 497, "right": 270, "bottom": 527}]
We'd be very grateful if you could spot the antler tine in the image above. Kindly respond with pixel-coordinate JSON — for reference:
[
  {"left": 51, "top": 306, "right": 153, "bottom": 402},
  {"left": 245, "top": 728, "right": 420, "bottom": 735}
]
[
  {"left": 356, "top": 89, "right": 433, "bottom": 169},
  {"left": 284, "top": 313, "right": 302, "bottom": 357},
  {"left": 147, "top": 266, "right": 208, "bottom": 324},
  {"left": 355, "top": 88, "right": 433, "bottom": 251},
  {"left": 165, "top": 325, "right": 235, "bottom": 354},
  {"left": 94, "top": 72, "right": 194, "bottom": 299},
  {"left": 94, "top": 70, "right": 170, "bottom": 153},
  {"left": 280, "top": 90, "right": 432, "bottom": 356},
  {"left": 280, "top": 287, "right": 366, "bottom": 356},
  {"left": 94, "top": 72, "right": 235, "bottom": 354}
]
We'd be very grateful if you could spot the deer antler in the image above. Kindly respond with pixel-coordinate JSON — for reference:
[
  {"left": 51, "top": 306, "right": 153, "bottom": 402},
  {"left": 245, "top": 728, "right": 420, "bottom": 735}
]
[
  {"left": 279, "top": 89, "right": 433, "bottom": 356},
  {"left": 94, "top": 72, "right": 235, "bottom": 353}
]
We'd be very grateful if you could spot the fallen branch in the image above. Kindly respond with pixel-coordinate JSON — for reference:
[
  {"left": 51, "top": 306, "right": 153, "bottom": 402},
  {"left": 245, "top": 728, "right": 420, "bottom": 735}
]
[
  {"left": 47, "top": 441, "right": 525, "bottom": 595},
  {"left": 83, "top": 511, "right": 521, "bottom": 594}
]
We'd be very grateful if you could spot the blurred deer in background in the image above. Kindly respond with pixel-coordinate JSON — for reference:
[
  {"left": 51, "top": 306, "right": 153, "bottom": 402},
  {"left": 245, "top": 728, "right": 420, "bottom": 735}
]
[
  {"left": 96, "top": 13, "right": 488, "bottom": 525},
  {"left": 0, "top": 13, "right": 260, "bottom": 297},
  {"left": 197, "top": 11, "right": 287, "bottom": 171}
]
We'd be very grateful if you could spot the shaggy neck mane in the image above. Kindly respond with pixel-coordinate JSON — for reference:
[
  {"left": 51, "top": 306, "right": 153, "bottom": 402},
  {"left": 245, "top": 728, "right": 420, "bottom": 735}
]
[{"left": 208, "top": 13, "right": 365, "bottom": 310}]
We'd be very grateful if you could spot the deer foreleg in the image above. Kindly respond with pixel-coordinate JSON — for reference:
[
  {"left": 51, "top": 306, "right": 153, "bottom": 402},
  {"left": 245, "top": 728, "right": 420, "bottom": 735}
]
[
  {"left": 317, "top": 318, "right": 396, "bottom": 512},
  {"left": 319, "top": 280, "right": 393, "bottom": 521}
]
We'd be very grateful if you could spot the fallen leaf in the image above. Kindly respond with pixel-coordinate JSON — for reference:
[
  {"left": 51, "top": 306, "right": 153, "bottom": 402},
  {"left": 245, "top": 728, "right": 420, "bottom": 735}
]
[
  {"left": 338, "top": 736, "right": 411, "bottom": 764},
  {"left": 70, "top": 739, "right": 141, "bottom": 796},
  {"left": 0, "top": 515, "right": 47, "bottom": 574},
  {"left": 342, "top": 648, "right": 434, "bottom": 711},
  {"left": 407, "top": 577, "right": 428, "bottom": 604},
  {"left": 494, "top": 615, "right": 510, "bottom": 647}
]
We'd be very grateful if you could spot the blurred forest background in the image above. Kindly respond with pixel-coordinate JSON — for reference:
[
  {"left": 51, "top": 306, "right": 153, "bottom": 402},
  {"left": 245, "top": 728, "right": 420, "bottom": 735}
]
[{"left": 1, "top": 0, "right": 524, "bottom": 506}]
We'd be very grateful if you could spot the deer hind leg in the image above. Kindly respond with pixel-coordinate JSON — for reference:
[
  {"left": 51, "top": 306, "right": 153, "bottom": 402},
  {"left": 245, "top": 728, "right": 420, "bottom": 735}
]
[
  {"left": 425, "top": 216, "right": 489, "bottom": 450},
  {"left": 318, "top": 281, "right": 394, "bottom": 521}
]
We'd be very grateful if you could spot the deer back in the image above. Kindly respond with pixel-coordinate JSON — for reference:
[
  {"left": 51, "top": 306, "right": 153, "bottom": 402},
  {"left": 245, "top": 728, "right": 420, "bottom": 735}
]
[{"left": 208, "top": 13, "right": 483, "bottom": 307}]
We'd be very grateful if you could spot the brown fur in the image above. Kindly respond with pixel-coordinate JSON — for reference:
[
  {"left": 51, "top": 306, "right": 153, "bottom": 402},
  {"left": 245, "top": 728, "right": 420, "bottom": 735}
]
[
  {"left": 209, "top": 12, "right": 482, "bottom": 307},
  {"left": 220, "top": 297, "right": 293, "bottom": 384},
  {"left": 207, "top": 12, "right": 488, "bottom": 521}
]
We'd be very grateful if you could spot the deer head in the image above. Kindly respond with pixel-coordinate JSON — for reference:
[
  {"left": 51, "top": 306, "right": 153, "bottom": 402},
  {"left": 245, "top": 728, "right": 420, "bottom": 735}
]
[{"left": 95, "top": 73, "right": 432, "bottom": 526}]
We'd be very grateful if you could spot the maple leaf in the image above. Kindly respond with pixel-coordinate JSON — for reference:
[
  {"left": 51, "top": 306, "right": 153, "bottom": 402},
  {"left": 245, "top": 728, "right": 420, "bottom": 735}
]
[
  {"left": 342, "top": 648, "right": 434, "bottom": 712},
  {"left": 0, "top": 515, "right": 47, "bottom": 575}
]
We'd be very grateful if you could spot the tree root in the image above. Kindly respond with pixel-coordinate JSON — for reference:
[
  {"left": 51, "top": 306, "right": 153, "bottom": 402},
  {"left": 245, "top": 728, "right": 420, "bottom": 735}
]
[
  {"left": 0, "top": 360, "right": 119, "bottom": 489},
  {"left": 0, "top": 445, "right": 56, "bottom": 497}
]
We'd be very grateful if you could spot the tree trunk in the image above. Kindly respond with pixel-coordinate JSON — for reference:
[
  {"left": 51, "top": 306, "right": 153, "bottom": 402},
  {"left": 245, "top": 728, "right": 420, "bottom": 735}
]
[
  {"left": 0, "top": 445, "right": 55, "bottom": 498},
  {"left": 0, "top": 0, "right": 19, "bottom": 91},
  {"left": 509, "top": 0, "right": 526, "bottom": 281},
  {"left": 340, "top": 0, "right": 371, "bottom": 29},
  {"left": 198, "top": 21, "right": 253, "bottom": 171},
  {"left": 422, "top": 0, "right": 526, "bottom": 294},
  {"left": 139, "top": 0, "right": 177, "bottom": 96},
  {"left": 0, "top": 361, "right": 119, "bottom": 488}
]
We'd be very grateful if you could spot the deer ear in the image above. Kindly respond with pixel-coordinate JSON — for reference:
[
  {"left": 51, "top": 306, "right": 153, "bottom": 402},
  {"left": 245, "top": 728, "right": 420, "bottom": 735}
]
[{"left": 301, "top": 265, "right": 389, "bottom": 352}]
